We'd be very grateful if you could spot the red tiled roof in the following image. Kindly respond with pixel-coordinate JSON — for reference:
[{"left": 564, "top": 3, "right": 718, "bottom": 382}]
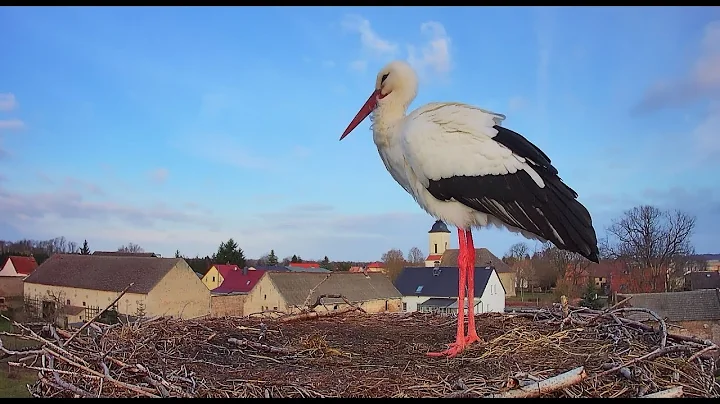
[
  {"left": 213, "top": 264, "right": 242, "bottom": 278},
  {"left": 212, "top": 270, "right": 266, "bottom": 294},
  {"left": 287, "top": 262, "right": 319, "bottom": 268},
  {"left": 9, "top": 256, "right": 38, "bottom": 275},
  {"left": 367, "top": 261, "right": 384, "bottom": 268},
  {"left": 426, "top": 254, "right": 443, "bottom": 261},
  {"left": 348, "top": 267, "right": 364, "bottom": 273}
]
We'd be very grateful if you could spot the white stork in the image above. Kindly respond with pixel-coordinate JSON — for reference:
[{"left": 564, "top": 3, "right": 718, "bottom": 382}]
[{"left": 340, "top": 60, "right": 599, "bottom": 358}]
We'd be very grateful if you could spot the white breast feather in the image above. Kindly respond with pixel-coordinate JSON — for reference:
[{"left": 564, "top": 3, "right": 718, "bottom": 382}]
[{"left": 401, "top": 103, "right": 545, "bottom": 189}]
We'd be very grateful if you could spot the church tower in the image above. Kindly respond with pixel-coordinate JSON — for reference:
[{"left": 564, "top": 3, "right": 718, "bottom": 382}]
[{"left": 425, "top": 220, "right": 451, "bottom": 267}]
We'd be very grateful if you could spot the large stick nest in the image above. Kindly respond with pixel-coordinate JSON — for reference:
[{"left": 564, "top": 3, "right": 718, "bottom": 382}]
[{"left": 2, "top": 304, "right": 719, "bottom": 398}]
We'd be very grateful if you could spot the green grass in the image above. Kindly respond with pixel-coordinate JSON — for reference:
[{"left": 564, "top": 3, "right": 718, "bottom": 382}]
[
  {"left": 0, "top": 318, "right": 42, "bottom": 352},
  {"left": 0, "top": 368, "right": 36, "bottom": 398}
]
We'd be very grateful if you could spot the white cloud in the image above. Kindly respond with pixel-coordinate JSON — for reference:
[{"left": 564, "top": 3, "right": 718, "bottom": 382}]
[
  {"left": 407, "top": 22, "right": 452, "bottom": 79},
  {"left": 634, "top": 20, "right": 720, "bottom": 113},
  {"left": 342, "top": 15, "right": 452, "bottom": 80},
  {"left": 0, "top": 119, "right": 24, "bottom": 130},
  {"left": 341, "top": 15, "right": 399, "bottom": 58},
  {"left": 149, "top": 168, "right": 169, "bottom": 184},
  {"left": 0, "top": 93, "right": 17, "bottom": 111}
]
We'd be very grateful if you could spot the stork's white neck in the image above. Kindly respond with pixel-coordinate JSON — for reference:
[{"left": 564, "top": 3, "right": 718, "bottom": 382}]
[{"left": 371, "top": 97, "right": 410, "bottom": 148}]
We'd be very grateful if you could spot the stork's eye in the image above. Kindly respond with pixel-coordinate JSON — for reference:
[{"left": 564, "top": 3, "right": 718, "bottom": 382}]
[{"left": 381, "top": 73, "right": 389, "bottom": 84}]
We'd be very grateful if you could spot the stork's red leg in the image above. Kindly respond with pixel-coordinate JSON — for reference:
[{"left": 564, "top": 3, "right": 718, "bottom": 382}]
[
  {"left": 464, "top": 230, "right": 483, "bottom": 345},
  {"left": 427, "top": 229, "right": 467, "bottom": 358}
]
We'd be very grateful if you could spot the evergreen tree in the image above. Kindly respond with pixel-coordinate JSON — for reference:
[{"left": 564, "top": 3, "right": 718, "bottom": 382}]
[
  {"left": 320, "top": 256, "right": 331, "bottom": 270},
  {"left": 580, "top": 281, "right": 603, "bottom": 310},
  {"left": 175, "top": 250, "right": 182, "bottom": 258},
  {"left": 80, "top": 240, "right": 91, "bottom": 255},
  {"left": 291, "top": 254, "right": 299, "bottom": 263},
  {"left": 212, "top": 238, "right": 246, "bottom": 267},
  {"left": 267, "top": 249, "right": 279, "bottom": 266}
]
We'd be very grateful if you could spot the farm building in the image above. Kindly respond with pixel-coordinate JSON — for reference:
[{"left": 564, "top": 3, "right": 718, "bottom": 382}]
[
  {"left": 394, "top": 266, "right": 505, "bottom": 315},
  {"left": 0, "top": 255, "right": 39, "bottom": 297},
  {"left": 210, "top": 267, "right": 267, "bottom": 317},
  {"left": 242, "top": 272, "right": 402, "bottom": 315},
  {"left": 23, "top": 254, "right": 211, "bottom": 325},
  {"left": 618, "top": 289, "right": 720, "bottom": 346}
]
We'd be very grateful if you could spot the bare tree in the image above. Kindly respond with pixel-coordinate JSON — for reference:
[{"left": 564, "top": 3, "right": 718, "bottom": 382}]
[
  {"left": 406, "top": 247, "right": 425, "bottom": 265},
  {"left": 117, "top": 243, "right": 145, "bottom": 253},
  {"left": 504, "top": 242, "right": 531, "bottom": 291},
  {"left": 382, "top": 248, "right": 406, "bottom": 281},
  {"left": 603, "top": 205, "right": 696, "bottom": 292}
]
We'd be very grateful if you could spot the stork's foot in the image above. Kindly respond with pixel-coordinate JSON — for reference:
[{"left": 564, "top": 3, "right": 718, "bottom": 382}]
[
  {"left": 426, "top": 340, "right": 466, "bottom": 358},
  {"left": 465, "top": 332, "right": 483, "bottom": 345}
]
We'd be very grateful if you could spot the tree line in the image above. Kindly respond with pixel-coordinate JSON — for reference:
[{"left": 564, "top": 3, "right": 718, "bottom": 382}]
[{"left": 499, "top": 205, "right": 707, "bottom": 298}]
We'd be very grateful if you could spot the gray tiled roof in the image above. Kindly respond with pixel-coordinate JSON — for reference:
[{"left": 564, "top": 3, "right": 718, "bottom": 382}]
[
  {"left": 394, "top": 266, "right": 496, "bottom": 297},
  {"left": 618, "top": 289, "right": 720, "bottom": 322},
  {"left": 685, "top": 272, "right": 720, "bottom": 290},
  {"left": 440, "top": 248, "right": 512, "bottom": 273},
  {"left": 266, "top": 272, "right": 401, "bottom": 307},
  {"left": 24, "top": 254, "right": 181, "bottom": 294}
]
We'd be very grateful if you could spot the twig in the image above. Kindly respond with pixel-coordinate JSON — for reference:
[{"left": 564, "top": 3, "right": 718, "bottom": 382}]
[
  {"left": 586, "top": 296, "right": 633, "bottom": 325},
  {"left": 688, "top": 344, "right": 719, "bottom": 362},
  {"left": 279, "top": 306, "right": 357, "bottom": 322},
  {"left": 228, "top": 338, "right": 296, "bottom": 354},
  {"left": 595, "top": 345, "right": 694, "bottom": 379},
  {"left": 301, "top": 274, "right": 331, "bottom": 309},
  {"left": 611, "top": 307, "right": 667, "bottom": 348},
  {"left": 64, "top": 282, "right": 134, "bottom": 346}
]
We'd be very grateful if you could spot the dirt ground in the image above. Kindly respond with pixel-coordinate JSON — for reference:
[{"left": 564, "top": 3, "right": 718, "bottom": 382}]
[{"left": 15, "top": 311, "right": 719, "bottom": 398}]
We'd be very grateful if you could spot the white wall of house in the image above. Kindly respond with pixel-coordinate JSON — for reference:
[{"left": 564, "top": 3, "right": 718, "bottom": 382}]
[
  {"left": 0, "top": 259, "right": 19, "bottom": 277},
  {"left": 400, "top": 269, "right": 506, "bottom": 314}
]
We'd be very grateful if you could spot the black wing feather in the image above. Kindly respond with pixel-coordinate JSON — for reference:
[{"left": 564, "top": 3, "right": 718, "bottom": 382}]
[{"left": 426, "top": 125, "right": 599, "bottom": 263}]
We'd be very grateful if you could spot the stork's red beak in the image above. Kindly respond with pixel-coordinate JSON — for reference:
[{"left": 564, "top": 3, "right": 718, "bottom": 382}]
[{"left": 340, "top": 89, "right": 381, "bottom": 141}]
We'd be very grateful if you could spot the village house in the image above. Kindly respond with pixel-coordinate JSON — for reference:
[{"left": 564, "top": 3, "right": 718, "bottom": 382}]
[
  {"left": 201, "top": 264, "right": 244, "bottom": 290},
  {"left": 348, "top": 262, "right": 385, "bottom": 273},
  {"left": 210, "top": 267, "right": 267, "bottom": 317},
  {"left": 23, "top": 254, "right": 211, "bottom": 326},
  {"left": 440, "top": 248, "right": 516, "bottom": 297},
  {"left": 242, "top": 272, "right": 402, "bottom": 315},
  {"left": 394, "top": 266, "right": 506, "bottom": 315},
  {"left": 0, "top": 255, "right": 38, "bottom": 297},
  {"left": 617, "top": 289, "right": 720, "bottom": 346}
]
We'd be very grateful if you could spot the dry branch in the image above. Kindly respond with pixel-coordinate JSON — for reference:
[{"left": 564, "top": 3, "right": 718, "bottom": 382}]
[
  {"left": 279, "top": 306, "right": 357, "bottom": 322},
  {"left": 64, "top": 282, "right": 134, "bottom": 346},
  {"left": 484, "top": 367, "right": 587, "bottom": 398},
  {"left": 641, "top": 386, "right": 684, "bottom": 398}
]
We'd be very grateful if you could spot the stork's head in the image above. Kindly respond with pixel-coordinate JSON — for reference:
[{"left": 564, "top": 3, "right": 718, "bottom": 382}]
[{"left": 340, "top": 60, "right": 418, "bottom": 140}]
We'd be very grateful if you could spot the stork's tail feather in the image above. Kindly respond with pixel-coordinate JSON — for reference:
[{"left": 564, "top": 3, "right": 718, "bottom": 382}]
[{"left": 543, "top": 177, "right": 600, "bottom": 263}]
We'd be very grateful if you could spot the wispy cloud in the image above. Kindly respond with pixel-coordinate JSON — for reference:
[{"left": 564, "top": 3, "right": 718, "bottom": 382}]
[
  {"left": 341, "top": 14, "right": 399, "bottom": 60},
  {"left": 63, "top": 177, "right": 105, "bottom": 196},
  {"left": 341, "top": 15, "right": 452, "bottom": 80},
  {"left": 407, "top": 21, "right": 452, "bottom": 80},
  {"left": 174, "top": 133, "right": 271, "bottom": 170},
  {"left": 0, "top": 93, "right": 18, "bottom": 111},
  {"left": 633, "top": 20, "right": 720, "bottom": 113},
  {"left": 0, "top": 119, "right": 25, "bottom": 130},
  {"left": 148, "top": 168, "right": 169, "bottom": 185}
]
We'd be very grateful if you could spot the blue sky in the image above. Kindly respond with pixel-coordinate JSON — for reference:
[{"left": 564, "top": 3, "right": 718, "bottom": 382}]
[{"left": 1, "top": 6, "right": 719, "bottom": 261}]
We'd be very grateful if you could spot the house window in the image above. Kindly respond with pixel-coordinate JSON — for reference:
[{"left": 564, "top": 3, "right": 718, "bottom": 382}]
[
  {"left": 415, "top": 285, "right": 424, "bottom": 293},
  {"left": 402, "top": 302, "right": 407, "bottom": 312},
  {"left": 212, "top": 276, "right": 215, "bottom": 282},
  {"left": 434, "top": 243, "right": 438, "bottom": 253},
  {"left": 82, "top": 302, "right": 86, "bottom": 307},
  {"left": 333, "top": 305, "right": 338, "bottom": 310},
  {"left": 273, "top": 306, "right": 277, "bottom": 311},
  {"left": 66, "top": 299, "right": 70, "bottom": 305},
  {"left": 264, "top": 294, "right": 267, "bottom": 300}
]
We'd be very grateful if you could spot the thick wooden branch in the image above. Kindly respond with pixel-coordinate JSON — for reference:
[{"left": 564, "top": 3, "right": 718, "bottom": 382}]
[
  {"left": 640, "top": 386, "right": 683, "bottom": 398},
  {"left": 280, "top": 306, "right": 357, "bottom": 322},
  {"left": 484, "top": 366, "right": 587, "bottom": 398}
]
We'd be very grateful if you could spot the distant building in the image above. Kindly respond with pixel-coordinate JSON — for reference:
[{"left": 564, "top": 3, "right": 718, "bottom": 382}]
[
  {"left": 0, "top": 255, "right": 39, "bottom": 297},
  {"left": 23, "top": 255, "right": 211, "bottom": 326},
  {"left": 394, "top": 266, "right": 505, "bottom": 315},
  {"left": 242, "top": 272, "right": 402, "bottom": 315},
  {"left": 424, "top": 220, "right": 450, "bottom": 267},
  {"left": 685, "top": 271, "right": 720, "bottom": 291}
]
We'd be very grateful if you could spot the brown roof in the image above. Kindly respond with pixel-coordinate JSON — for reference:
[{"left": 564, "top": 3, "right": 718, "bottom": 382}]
[
  {"left": 440, "top": 248, "right": 512, "bottom": 273},
  {"left": 24, "top": 254, "right": 181, "bottom": 294},
  {"left": 266, "top": 272, "right": 402, "bottom": 307},
  {"left": 617, "top": 289, "right": 720, "bottom": 322},
  {"left": 92, "top": 251, "right": 158, "bottom": 257}
]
